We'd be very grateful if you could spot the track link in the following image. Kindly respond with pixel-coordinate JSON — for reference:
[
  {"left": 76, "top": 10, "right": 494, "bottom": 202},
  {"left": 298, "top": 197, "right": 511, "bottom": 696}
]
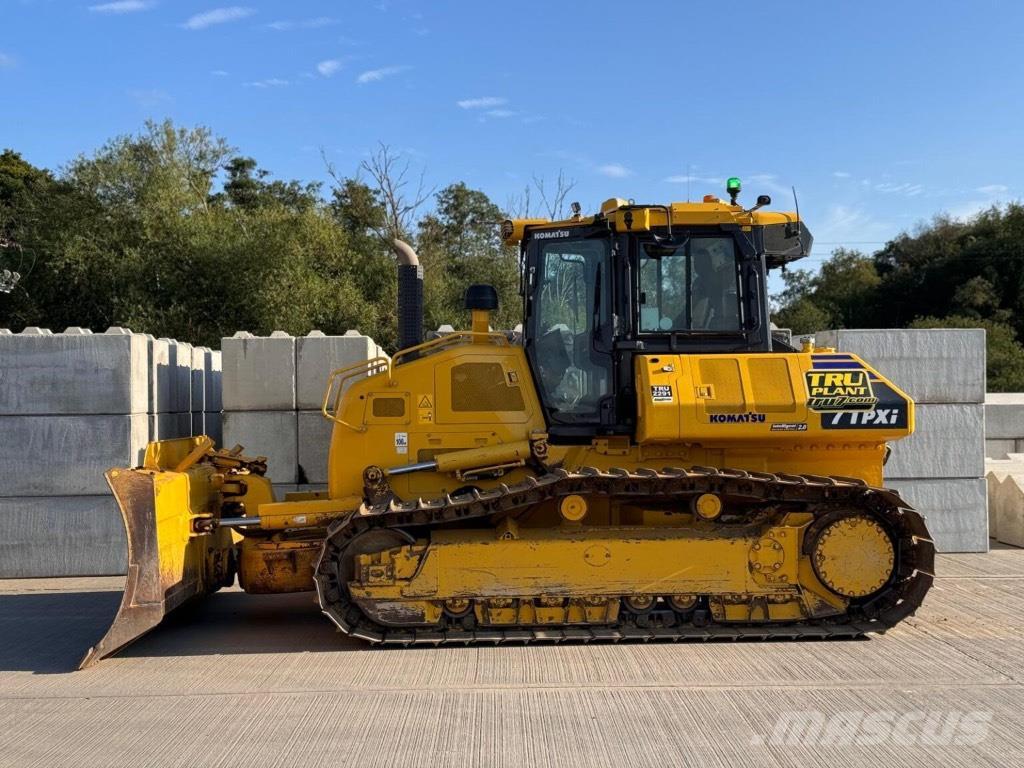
[{"left": 313, "top": 466, "right": 935, "bottom": 645}]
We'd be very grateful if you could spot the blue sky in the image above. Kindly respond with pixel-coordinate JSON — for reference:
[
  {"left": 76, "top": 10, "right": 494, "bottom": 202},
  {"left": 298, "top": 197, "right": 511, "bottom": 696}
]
[{"left": 2, "top": 0, "right": 1023, "bottom": 277}]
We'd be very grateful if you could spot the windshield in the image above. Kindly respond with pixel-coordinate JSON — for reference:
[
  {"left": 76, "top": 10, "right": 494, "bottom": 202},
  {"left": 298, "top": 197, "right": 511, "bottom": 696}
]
[
  {"left": 638, "top": 236, "right": 742, "bottom": 332},
  {"left": 531, "top": 237, "right": 611, "bottom": 421}
]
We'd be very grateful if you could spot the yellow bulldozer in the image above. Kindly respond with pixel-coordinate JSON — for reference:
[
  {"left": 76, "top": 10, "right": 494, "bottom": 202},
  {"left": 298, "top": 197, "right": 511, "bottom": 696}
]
[{"left": 81, "top": 179, "right": 935, "bottom": 667}]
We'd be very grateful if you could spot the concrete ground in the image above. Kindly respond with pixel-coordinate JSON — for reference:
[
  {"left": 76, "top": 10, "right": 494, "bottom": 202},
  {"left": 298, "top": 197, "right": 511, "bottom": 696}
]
[{"left": 1, "top": 549, "right": 1022, "bottom": 768}]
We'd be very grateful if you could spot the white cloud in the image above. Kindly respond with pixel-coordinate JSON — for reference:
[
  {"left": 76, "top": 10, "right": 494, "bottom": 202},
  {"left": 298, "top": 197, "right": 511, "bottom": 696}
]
[
  {"left": 90, "top": 0, "right": 155, "bottom": 12},
  {"left": 832, "top": 171, "right": 851, "bottom": 178},
  {"left": 127, "top": 88, "right": 171, "bottom": 107},
  {"left": 456, "top": 96, "right": 507, "bottom": 109},
  {"left": 485, "top": 109, "right": 516, "bottom": 118},
  {"left": 182, "top": 7, "right": 254, "bottom": 30},
  {"left": 0, "top": 53, "right": 15, "bottom": 69},
  {"left": 210, "top": 69, "right": 229, "bottom": 76},
  {"left": 244, "top": 78, "right": 288, "bottom": 88},
  {"left": 597, "top": 164, "right": 632, "bottom": 178},
  {"left": 976, "top": 184, "right": 1008, "bottom": 195},
  {"left": 267, "top": 17, "right": 337, "bottom": 31},
  {"left": 317, "top": 59, "right": 342, "bottom": 77},
  {"left": 663, "top": 173, "right": 722, "bottom": 185},
  {"left": 356, "top": 65, "right": 408, "bottom": 84}
]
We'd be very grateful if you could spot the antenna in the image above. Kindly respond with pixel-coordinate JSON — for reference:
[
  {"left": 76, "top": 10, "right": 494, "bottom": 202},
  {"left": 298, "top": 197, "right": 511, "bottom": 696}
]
[{"left": 791, "top": 185, "right": 805, "bottom": 257}]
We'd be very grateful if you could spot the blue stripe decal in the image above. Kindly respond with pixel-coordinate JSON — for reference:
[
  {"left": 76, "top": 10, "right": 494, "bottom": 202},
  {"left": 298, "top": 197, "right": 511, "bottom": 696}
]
[
  {"left": 812, "top": 354, "right": 858, "bottom": 359},
  {"left": 812, "top": 362, "right": 865, "bottom": 370}
]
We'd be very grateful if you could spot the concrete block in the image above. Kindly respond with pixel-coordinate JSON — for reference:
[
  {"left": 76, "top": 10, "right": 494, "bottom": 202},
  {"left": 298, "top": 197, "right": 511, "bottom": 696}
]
[
  {"left": 295, "top": 331, "right": 381, "bottom": 410},
  {"left": 816, "top": 329, "right": 986, "bottom": 404},
  {"left": 0, "top": 327, "right": 149, "bottom": 415},
  {"left": 888, "top": 478, "right": 988, "bottom": 553},
  {"left": 222, "top": 332, "right": 296, "bottom": 411},
  {"left": 986, "top": 438, "right": 1016, "bottom": 460},
  {"left": 297, "top": 410, "right": 333, "bottom": 484},
  {"left": 147, "top": 336, "right": 173, "bottom": 414},
  {"left": 885, "top": 404, "right": 984, "bottom": 480},
  {"left": 150, "top": 412, "right": 191, "bottom": 441},
  {"left": 0, "top": 495, "right": 127, "bottom": 577},
  {"left": 984, "top": 393, "right": 1024, "bottom": 439},
  {"left": 0, "top": 414, "right": 149, "bottom": 495},
  {"left": 222, "top": 410, "right": 297, "bottom": 483},
  {"left": 206, "top": 350, "right": 223, "bottom": 413},
  {"left": 188, "top": 412, "right": 223, "bottom": 446},
  {"left": 159, "top": 339, "right": 193, "bottom": 413},
  {"left": 190, "top": 346, "right": 210, "bottom": 414}
]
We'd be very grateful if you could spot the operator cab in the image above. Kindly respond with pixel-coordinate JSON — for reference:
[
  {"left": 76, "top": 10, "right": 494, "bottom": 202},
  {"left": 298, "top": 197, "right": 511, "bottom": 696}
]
[{"left": 504, "top": 181, "right": 812, "bottom": 441}]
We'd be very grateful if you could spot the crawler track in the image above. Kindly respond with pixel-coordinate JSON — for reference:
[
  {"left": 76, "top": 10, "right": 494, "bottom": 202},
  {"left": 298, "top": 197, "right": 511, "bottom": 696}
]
[{"left": 313, "top": 466, "right": 935, "bottom": 645}]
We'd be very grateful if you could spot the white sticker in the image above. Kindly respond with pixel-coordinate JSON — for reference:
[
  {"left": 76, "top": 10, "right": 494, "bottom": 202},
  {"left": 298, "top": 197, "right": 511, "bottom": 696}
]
[
  {"left": 651, "top": 385, "right": 673, "bottom": 403},
  {"left": 394, "top": 432, "right": 408, "bottom": 455}
]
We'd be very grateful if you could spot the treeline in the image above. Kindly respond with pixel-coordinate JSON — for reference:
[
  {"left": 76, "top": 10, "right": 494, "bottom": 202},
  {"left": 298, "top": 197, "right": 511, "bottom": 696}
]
[
  {"left": 0, "top": 120, "right": 524, "bottom": 350},
  {"left": 773, "top": 204, "right": 1024, "bottom": 391}
]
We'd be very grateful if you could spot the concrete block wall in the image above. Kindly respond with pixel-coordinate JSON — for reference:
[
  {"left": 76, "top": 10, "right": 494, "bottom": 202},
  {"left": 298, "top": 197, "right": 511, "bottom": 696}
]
[
  {"left": 222, "top": 330, "right": 386, "bottom": 493},
  {"left": 816, "top": 328, "right": 988, "bottom": 552},
  {"left": 984, "top": 393, "right": 1024, "bottom": 459},
  {"left": 0, "top": 327, "right": 222, "bottom": 577}
]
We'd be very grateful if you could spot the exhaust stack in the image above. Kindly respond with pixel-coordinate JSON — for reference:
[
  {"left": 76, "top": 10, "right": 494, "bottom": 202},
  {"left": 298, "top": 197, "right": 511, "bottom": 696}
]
[{"left": 391, "top": 240, "right": 423, "bottom": 350}]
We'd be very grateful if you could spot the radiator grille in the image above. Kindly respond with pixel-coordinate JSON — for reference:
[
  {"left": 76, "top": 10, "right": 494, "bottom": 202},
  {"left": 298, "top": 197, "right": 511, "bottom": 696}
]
[
  {"left": 451, "top": 363, "right": 525, "bottom": 412},
  {"left": 372, "top": 397, "right": 406, "bottom": 418}
]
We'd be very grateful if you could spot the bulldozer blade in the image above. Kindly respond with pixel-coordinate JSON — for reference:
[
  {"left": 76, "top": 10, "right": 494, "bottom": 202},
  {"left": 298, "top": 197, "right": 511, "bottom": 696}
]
[{"left": 80, "top": 466, "right": 228, "bottom": 669}]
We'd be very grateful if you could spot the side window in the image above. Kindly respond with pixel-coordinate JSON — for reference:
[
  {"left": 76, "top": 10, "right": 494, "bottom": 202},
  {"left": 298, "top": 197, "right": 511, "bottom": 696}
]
[
  {"left": 532, "top": 238, "right": 610, "bottom": 419},
  {"left": 638, "top": 236, "right": 742, "bottom": 332}
]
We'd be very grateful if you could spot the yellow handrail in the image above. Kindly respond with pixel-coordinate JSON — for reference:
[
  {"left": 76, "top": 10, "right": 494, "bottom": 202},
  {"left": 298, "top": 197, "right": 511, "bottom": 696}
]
[
  {"left": 321, "top": 356, "right": 390, "bottom": 431},
  {"left": 391, "top": 331, "right": 509, "bottom": 369}
]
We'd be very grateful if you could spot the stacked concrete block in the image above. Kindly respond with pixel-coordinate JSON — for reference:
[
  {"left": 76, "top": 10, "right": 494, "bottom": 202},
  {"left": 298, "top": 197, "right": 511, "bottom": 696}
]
[
  {"left": 222, "top": 330, "right": 386, "bottom": 491},
  {"left": 817, "top": 328, "right": 988, "bottom": 552},
  {"left": 984, "top": 393, "right": 1024, "bottom": 459},
  {"left": 222, "top": 331, "right": 299, "bottom": 484},
  {"left": 0, "top": 328, "right": 151, "bottom": 576},
  {"left": 189, "top": 346, "right": 223, "bottom": 447}
]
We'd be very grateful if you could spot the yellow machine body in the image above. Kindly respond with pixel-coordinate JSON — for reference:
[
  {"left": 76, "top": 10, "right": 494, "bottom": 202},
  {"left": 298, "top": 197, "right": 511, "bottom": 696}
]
[{"left": 84, "top": 194, "right": 933, "bottom": 665}]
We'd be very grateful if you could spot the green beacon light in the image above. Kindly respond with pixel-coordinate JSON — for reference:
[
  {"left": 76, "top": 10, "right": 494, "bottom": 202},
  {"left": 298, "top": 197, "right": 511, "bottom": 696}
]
[{"left": 726, "top": 176, "right": 742, "bottom": 205}]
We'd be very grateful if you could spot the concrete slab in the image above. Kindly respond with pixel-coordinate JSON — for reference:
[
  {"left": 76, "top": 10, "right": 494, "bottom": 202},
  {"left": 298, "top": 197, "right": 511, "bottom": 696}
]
[
  {"left": 1, "top": 550, "right": 1023, "bottom": 767},
  {"left": 146, "top": 335, "right": 172, "bottom": 414},
  {"left": 984, "top": 393, "right": 1024, "bottom": 439},
  {"left": 297, "top": 410, "right": 333, "bottom": 484},
  {"left": 885, "top": 403, "right": 985, "bottom": 479},
  {"left": 158, "top": 339, "right": 193, "bottom": 413},
  {"left": 221, "top": 332, "right": 296, "bottom": 411},
  {"left": 816, "top": 328, "right": 986, "bottom": 404},
  {"left": 0, "top": 414, "right": 149, "bottom": 495},
  {"left": 0, "top": 327, "right": 149, "bottom": 415},
  {"left": 222, "top": 410, "right": 298, "bottom": 484},
  {"left": 295, "top": 331, "right": 381, "bottom": 410},
  {"left": 149, "top": 412, "right": 191, "bottom": 442},
  {"left": 189, "top": 346, "right": 209, "bottom": 415},
  {"left": 986, "top": 438, "right": 1016, "bottom": 460},
  {"left": 0, "top": 496, "right": 125, "bottom": 577},
  {"left": 206, "top": 349, "right": 222, "bottom": 413},
  {"left": 889, "top": 478, "right": 989, "bottom": 553}
]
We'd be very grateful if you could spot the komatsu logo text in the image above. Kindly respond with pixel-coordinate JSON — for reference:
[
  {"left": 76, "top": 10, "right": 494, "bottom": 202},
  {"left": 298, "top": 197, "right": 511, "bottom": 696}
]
[
  {"left": 805, "top": 370, "right": 878, "bottom": 411},
  {"left": 710, "top": 412, "right": 766, "bottom": 424}
]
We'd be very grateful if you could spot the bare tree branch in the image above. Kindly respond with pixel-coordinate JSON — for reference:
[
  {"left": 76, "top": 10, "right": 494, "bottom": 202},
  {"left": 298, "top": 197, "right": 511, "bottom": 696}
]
[{"left": 360, "top": 143, "right": 435, "bottom": 241}]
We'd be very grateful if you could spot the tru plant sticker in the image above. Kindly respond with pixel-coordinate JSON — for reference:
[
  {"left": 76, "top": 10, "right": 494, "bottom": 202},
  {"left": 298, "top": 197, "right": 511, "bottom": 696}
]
[{"left": 804, "top": 370, "right": 878, "bottom": 412}]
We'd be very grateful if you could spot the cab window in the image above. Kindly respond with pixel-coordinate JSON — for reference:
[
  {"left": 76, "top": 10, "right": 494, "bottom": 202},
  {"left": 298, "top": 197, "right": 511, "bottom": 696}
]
[
  {"left": 638, "top": 236, "right": 742, "bottom": 332},
  {"left": 531, "top": 238, "right": 611, "bottom": 420}
]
